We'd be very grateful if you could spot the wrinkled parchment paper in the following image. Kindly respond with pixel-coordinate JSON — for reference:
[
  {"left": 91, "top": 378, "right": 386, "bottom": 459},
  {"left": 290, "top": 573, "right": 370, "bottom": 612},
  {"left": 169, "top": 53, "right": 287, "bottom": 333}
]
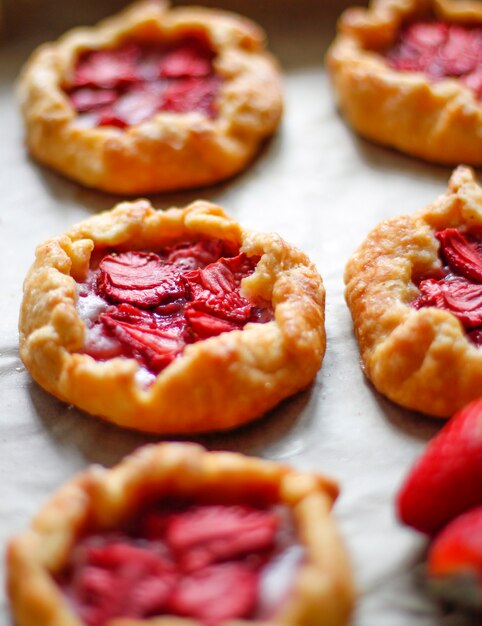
[{"left": 0, "top": 1, "right": 478, "bottom": 624}]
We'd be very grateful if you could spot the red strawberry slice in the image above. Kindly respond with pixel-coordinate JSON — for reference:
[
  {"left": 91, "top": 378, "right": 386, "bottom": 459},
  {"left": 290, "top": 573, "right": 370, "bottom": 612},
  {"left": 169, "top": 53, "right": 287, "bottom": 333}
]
[
  {"left": 185, "top": 307, "right": 241, "bottom": 339},
  {"left": 386, "top": 21, "right": 482, "bottom": 100},
  {"left": 168, "top": 562, "right": 259, "bottom": 624},
  {"left": 67, "top": 540, "right": 177, "bottom": 626},
  {"left": 188, "top": 261, "right": 236, "bottom": 296},
  {"left": 101, "top": 309, "right": 187, "bottom": 372},
  {"left": 164, "top": 505, "right": 278, "bottom": 571},
  {"left": 165, "top": 239, "right": 225, "bottom": 270},
  {"left": 185, "top": 253, "right": 256, "bottom": 296},
  {"left": 162, "top": 75, "right": 220, "bottom": 117},
  {"left": 98, "top": 83, "right": 166, "bottom": 128},
  {"left": 427, "top": 506, "right": 482, "bottom": 611},
  {"left": 412, "top": 275, "right": 482, "bottom": 328},
  {"left": 189, "top": 291, "right": 253, "bottom": 324},
  {"left": 397, "top": 397, "right": 482, "bottom": 535},
  {"left": 441, "top": 26, "right": 479, "bottom": 76},
  {"left": 98, "top": 252, "right": 186, "bottom": 308},
  {"left": 160, "top": 39, "right": 214, "bottom": 78},
  {"left": 405, "top": 22, "right": 448, "bottom": 52},
  {"left": 437, "top": 229, "right": 482, "bottom": 283},
  {"left": 184, "top": 254, "right": 257, "bottom": 323},
  {"left": 69, "top": 88, "right": 118, "bottom": 113},
  {"left": 222, "top": 253, "right": 259, "bottom": 282},
  {"left": 74, "top": 43, "right": 141, "bottom": 89}
]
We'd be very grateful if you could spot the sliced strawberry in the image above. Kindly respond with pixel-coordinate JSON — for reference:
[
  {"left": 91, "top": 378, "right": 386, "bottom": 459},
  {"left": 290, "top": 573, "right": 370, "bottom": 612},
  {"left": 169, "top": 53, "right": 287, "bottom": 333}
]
[
  {"left": 69, "top": 88, "right": 118, "bottom": 113},
  {"left": 185, "top": 253, "right": 256, "bottom": 296},
  {"left": 99, "top": 83, "right": 166, "bottom": 128},
  {"left": 187, "top": 261, "right": 236, "bottom": 296},
  {"left": 412, "top": 275, "right": 482, "bottom": 328},
  {"left": 427, "top": 506, "right": 482, "bottom": 611},
  {"left": 397, "top": 397, "right": 482, "bottom": 535},
  {"left": 190, "top": 291, "right": 253, "bottom": 324},
  {"left": 168, "top": 562, "right": 259, "bottom": 624},
  {"left": 160, "top": 39, "right": 214, "bottom": 78},
  {"left": 186, "top": 259, "right": 254, "bottom": 323},
  {"left": 164, "top": 505, "right": 278, "bottom": 571},
  {"left": 165, "top": 239, "right": 225, "bottom": 270},
  {"left": 437, "top": 229, "right": 482, "bottom": 283},
  {"left": 73, "top": 43, "right": 141, "bottom": 89},
  {"left": 69, "top": 39, "right": 221, "bottom": 126},
  {"left": 101, "top": 309, "right": 187, "bottom": 372},
  {"left": 185, "top": 307, "right": 241, "bottom": 339},
  {"left": 98, "top": 252, "right": 187, "bottom": 308},
  {"left": 222, "top": 253, "right": 259, "bottom": 282},
  {"left": 386, "top": 21, "right": 482, "bottom": 100},
  {"left": 67, "top": 540, "right": 177, "bottom": 626},
  {"left": 405, "top": 22, "right": 448, "bottom": 52},
  {"left": 441, "top": 25, "right": 479, "bottom": 76},
  {"left": 162, "top": 75, "right": 220, "bottom": 117},
  {"left": 79, "top": 244, "right": 268, "bottom": 375}
]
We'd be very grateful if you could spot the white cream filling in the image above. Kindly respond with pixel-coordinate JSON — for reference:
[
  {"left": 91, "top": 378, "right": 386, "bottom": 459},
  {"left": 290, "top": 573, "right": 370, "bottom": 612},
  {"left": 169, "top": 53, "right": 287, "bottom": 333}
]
[{"left": 257, "top": 544, "right": 305, "bottom": 617}]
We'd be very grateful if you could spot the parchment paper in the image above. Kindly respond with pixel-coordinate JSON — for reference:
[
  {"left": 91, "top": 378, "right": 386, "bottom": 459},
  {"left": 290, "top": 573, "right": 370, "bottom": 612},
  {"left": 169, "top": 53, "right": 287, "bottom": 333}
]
[{"left": 0, "top": 1, "right": 478, "bottom": 625}]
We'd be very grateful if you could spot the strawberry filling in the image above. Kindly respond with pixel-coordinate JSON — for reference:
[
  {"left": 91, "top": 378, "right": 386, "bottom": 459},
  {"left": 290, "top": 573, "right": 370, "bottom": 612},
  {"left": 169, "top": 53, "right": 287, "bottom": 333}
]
[
  {"left": 59, "top": 503, "right": 302, "bottom": 626},
  {"left": 66, "top": 37, "right": 221, "bottom": 128},
  {"left": 412, "top": 228, "right": 482, "bottom": 344},
  {"left": 77, "top": 239, "right": 272, "bottom": 378},
  {"left": 385, "top": 21, "right": 482, "bottom": 99}
]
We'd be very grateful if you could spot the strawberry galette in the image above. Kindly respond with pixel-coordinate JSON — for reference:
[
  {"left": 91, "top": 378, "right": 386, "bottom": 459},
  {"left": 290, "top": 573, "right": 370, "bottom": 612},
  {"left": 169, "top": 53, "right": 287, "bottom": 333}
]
[
  {"left": 17, "top": 0, "right": 283, "bottom": 194},
  {"left": 345, "top": 167, "right": 482, "bottom": 417},
  {"left": 6, "top": 443, "right": 355, "bottom": 626},
  {"left": 19, "top": 200, "right": 326, "bottom": 433},
  {"left": 326, "top": 0, "right": 482, "bottom": 165}
]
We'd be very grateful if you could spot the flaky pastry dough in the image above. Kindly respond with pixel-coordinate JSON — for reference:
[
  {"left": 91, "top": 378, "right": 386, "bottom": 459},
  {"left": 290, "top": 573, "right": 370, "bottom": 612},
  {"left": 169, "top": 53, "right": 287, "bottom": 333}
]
[
  {"left": 6, "top": 442, "right": 355, "bottom": 626},
  {"left": 17, "top": 0, "right": 283, "bottom": 194},
  {"left": 345, "top": 166, "right": 482, "bottom": 417},
  {"left": 19, "top": 200, "right": 326, "bottom": 433},
  {"left": 326, "top": 0, "right": 482, "bottom": 165}
]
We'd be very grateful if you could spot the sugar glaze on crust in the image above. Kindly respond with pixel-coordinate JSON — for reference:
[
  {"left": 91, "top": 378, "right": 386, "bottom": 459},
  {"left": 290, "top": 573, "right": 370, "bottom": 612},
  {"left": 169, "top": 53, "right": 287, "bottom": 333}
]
[
  {"left": 19, "top": 200, "right": 326, "bottom": 433},
  {"left": 17, "top": 0, "right": 283, "bottom": 194},
  {"left": 326, "top": 0, "right": 482, "bottom": 166},
  {"left": 6, "top": 442, "right": 355, "bottom": 626},
  {"left": 345, "top": 167, "right": 482, "bottom": 417}
]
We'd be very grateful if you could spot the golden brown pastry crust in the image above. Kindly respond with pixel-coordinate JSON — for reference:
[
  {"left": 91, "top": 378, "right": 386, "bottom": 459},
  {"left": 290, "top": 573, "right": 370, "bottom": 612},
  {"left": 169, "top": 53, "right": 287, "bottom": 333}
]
[
  {"left": 6, "top": 442, "right": 355, "bottom": 626},
  {"left": 19, "top": 199, "right": 326, "bottom": 433},
  {"left": 17, "top": 0, "right": 283, "bottom": 194},
  {"left": 326, "top": 0, "right": 482, "bottom": 165},
  {"left": 345, "top": 166, "right": 482, "bottom": 417}
]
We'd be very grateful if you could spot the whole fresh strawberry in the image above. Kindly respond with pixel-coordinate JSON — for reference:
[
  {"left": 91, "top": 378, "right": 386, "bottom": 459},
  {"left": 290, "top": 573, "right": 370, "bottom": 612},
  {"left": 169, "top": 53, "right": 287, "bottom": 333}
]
[
  {"left": 397, "top": 397, "right": 482, "bottom": 535},
  {"left": 427, "top": 506, "right": 482, "bottom": 611}
]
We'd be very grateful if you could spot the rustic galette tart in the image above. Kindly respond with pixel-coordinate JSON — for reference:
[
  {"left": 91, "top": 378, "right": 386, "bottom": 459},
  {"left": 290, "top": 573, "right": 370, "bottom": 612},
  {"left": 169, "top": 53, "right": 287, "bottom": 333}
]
[
  {"left": 17, "top": 0, "right": 283, "bottom": 194},
  {"left": 19, "top": 200, "right": 325, "bottom": 433},
  {"left": 345, "top": 166, "right": 482, "bottom": 417},
  {"left": 326, "top": 0, "right": 482, "bottom": 165},
  {"left": 6, "top": 442, "right": 355, "bottom": 626}
]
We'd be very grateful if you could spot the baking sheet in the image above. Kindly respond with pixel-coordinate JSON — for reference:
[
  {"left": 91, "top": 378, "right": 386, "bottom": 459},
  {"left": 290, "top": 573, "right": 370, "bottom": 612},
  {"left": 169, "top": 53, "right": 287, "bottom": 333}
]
[{"left": 0, "top": 1, "right": 479, "bottom": 624}]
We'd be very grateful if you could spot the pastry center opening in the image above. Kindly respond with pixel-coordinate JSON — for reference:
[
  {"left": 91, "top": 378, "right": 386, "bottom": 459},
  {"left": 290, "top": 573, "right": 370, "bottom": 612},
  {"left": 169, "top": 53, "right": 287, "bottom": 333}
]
[
  {"left": 385, "top": 21, "right": 482, "bottom": 99},
  {"left": 76, "top": 239, "right": 273, "bottom": 383},
  {"left": 58, "top": 502, "right": 304, "bottom": 626},
  {"left": 412, "top": 228, "right": 482, "bottom": 345},
  {"left": 66, "top": 37, "right": 222, "bottom": 128}
]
